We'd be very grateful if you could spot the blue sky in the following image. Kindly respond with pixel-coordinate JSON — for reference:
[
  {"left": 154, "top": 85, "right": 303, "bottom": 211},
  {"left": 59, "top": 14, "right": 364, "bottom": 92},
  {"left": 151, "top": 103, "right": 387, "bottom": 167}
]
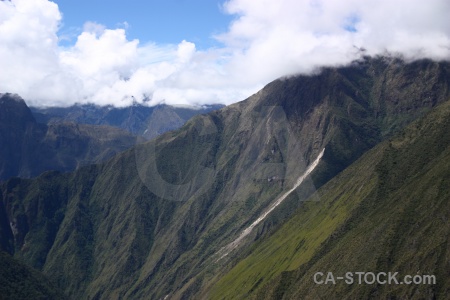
[
  {"left": 0, "top": 0, "right": 449, "bottom": 107},
  {"left": 54, "top": 0, "right": 233, "bottom": 49}
]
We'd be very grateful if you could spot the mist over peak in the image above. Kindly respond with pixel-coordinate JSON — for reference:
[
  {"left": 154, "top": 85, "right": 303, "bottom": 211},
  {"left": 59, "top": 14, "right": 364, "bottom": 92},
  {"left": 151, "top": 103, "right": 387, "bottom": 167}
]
[{"left": 1, "top": 0, "right": 449, "bottom": 107}]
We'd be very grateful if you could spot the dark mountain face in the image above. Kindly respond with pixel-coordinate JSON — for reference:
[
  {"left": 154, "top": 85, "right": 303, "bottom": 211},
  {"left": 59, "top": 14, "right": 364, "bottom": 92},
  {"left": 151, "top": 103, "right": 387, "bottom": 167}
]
[
  {"left": 236, "top": 56, "right": 450, "bottom": 187},
  {"left": 0, "top": 93, "right": 143, "bottom": 181},
  {"left": 0, "top": 94, "right": 38, "bottom": 179},
  {"left": 0, "top": 57, "right": 449, "bottom": 299},
  {"left": 31, "top": 103, "right": 224, "bottom": 140},
  {"left": 0, "top": 250, "right": 66, "bottom": 300}
]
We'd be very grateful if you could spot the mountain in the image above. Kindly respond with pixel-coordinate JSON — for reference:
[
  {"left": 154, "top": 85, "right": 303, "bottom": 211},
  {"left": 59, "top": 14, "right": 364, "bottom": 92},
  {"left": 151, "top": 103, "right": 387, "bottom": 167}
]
[
  {"left": 0, "top": 57, "right": 449, "bottom": 299},
  {"left": 31, "top": 103, "right": 224, "bottom": 140},
  {"left": 211, "top": 99, "right": 450, "bottom": 300},
  {"left": 0, "top": 93, "right": 143, "bottom": 181}
]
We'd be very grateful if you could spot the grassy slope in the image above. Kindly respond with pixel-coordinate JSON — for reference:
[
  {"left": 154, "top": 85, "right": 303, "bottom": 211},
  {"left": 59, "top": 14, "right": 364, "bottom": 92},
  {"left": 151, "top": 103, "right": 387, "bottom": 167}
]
[{"left": 211, "top": 100, "right": 450, "bottom": 299}]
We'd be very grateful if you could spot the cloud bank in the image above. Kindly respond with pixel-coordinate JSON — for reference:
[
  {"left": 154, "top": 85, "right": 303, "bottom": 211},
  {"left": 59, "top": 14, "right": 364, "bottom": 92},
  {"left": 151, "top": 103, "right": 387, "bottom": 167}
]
[{"left": 0, "top": 0, "right": 449, "bottom": 107}]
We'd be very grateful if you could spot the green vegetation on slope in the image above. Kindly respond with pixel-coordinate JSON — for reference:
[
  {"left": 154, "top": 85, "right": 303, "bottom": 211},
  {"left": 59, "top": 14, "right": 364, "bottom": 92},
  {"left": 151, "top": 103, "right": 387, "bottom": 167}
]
[
  {"left": 1, "top": 57, "right": 449, "bottom": 299},
  {"left": 0, "top": 251, "right": 66, "bottom": 300},
  {"left": 212, "top": 100, "right": 450, "bottom": 299}
]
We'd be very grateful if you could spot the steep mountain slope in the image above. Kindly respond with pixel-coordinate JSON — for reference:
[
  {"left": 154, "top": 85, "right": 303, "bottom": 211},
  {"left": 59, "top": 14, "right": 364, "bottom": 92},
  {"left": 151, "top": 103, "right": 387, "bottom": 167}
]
[
  {"left": 211, "top": 99, "right": 450, "bottom": 300},
  {"left": 0, "top": 251, "right": 66, "bottom": 300},
  {"left": 0, "top": 94, "right": 143, "bottom": 181},
  {"left": 0, "top": 57, "right": 449, "bottom": 299},
  {"left": 31, "top": 103, "right": 223, "bottom": 140}
]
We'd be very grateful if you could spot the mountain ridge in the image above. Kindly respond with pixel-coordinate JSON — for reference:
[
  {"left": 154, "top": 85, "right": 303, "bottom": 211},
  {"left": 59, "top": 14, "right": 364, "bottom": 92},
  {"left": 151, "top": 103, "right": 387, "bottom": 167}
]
[
  {"left": 0, "top": 93, "right": 143, "bottom": 181},
  {"left": 31, "top": 102, "right": 223, "bottom": 140},
  {"left": 0, "top": 56, "right": 449, "bottom": 299}
]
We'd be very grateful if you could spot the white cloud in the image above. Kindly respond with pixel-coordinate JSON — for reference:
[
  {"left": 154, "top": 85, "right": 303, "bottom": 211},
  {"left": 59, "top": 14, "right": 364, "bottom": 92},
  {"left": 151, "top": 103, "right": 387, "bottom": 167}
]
[
  {"left": 0, "top": 0, "right": 449, "bottom": 107},
  {"left": 0, "top": 0, "right": 63, "bottom": 104},
  {"left": 219, "top": 0, "right": 450, "bottom": 81}
]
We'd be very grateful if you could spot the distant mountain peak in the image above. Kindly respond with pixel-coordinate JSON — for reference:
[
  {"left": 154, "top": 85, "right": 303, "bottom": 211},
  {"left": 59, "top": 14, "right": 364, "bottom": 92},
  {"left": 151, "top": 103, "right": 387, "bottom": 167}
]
[{"left": 0, "top": 93, "right": 25, "bottom": 103}]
